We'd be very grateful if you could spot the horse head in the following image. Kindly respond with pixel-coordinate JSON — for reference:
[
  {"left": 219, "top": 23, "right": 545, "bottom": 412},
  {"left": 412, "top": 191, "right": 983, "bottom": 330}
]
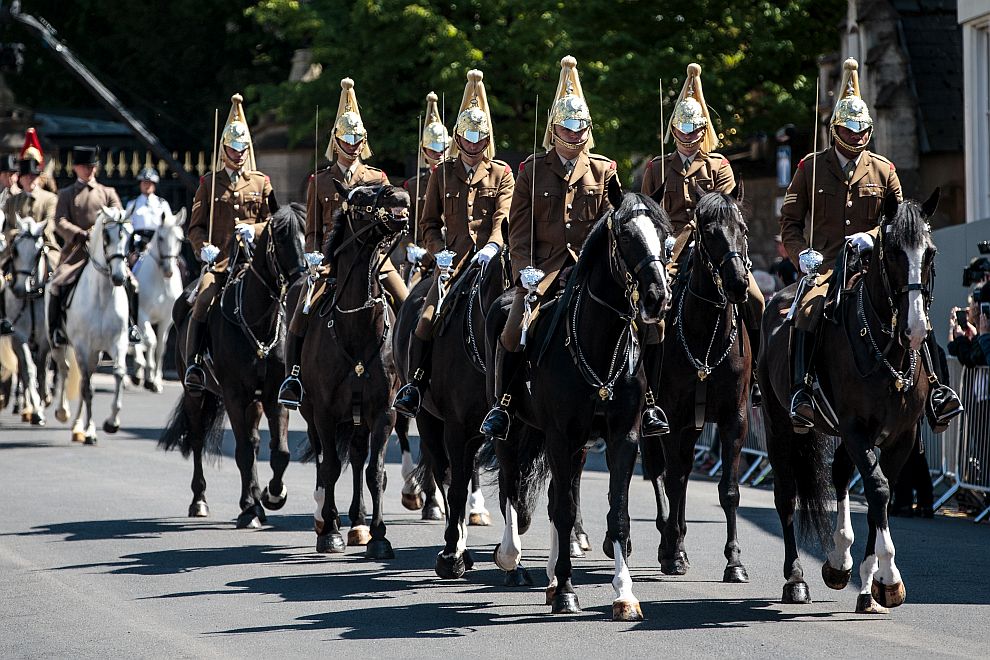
[
  {"left": 875, "top": 188, "right": 939, "bottom": 351},
  {"left": 326, "top": 180, "right": 410, "bottom": 268},
  {"left": 93, "top": 206, "right": 132, "bottom": 287},
  {"left": 692, "top": 184, "right": 750, "bottom": 304},
  {"left": 151, "top": 208, "right": 186, "bottom": 279},
  {"left": 265, "top": 202, "right": 307, "bottom": 286},
  {"left": 606, "top": 178, "right": 673, "bottom": 324},
  {"left": 10, "top": 214, "right": 47, "bottom": 298}
]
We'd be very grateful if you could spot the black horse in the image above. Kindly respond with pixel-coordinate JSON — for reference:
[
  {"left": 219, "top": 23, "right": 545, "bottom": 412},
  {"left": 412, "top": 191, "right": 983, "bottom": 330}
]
[
  {"left": 487, "top": 185, "right": 672, "bottom": 620},
  {"left": 759, "top": 189, "right": 940, "bottom": 614},
  {"left": 299, "top": 182, "right": 410, "bottom": 559},
  {"left": 642, "top": 187, "right": 753, "bottom": 583},
  {"left": 160, "top": 203, "right": 306, "bottom": 528}
]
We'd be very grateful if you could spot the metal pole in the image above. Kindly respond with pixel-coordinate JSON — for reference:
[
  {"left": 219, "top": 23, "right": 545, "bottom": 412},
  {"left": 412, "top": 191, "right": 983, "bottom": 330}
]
[{"left": 207, "top": 109, "right": 219, "bottom": 245}]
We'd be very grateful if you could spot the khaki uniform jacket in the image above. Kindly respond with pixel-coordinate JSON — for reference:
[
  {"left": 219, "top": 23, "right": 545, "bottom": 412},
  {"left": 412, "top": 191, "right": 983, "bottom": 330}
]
[
  {"left": 2, "top": 188, "right": 60, "bottom": 264},
  {"left": 420, "top": 157, "right": 514, "bottom": 270},
  {"left": 305, "top": 161, "right": 387, "bottom": 254},
  {"left": 188, "top": 169, "right": 273, "bottom": 270},
  {"left": 55, "top": 180, "right": 123, "bottom": 270},
  {"left": 507, "top": 149, "right": 617, "bottom": 291},
  {"left": 403, "top": 166, "right": 434, "bottom": 229}
]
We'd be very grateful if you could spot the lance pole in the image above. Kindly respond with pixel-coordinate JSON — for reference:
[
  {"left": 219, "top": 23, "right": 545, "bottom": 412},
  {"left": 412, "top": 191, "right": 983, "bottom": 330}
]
[{"left": 207, "top": 108, "right": 219, "bottom": 245}]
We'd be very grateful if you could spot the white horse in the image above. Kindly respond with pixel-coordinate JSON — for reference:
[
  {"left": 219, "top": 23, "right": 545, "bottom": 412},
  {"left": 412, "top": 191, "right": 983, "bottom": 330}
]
[
  {"left": 131, "top": 208, "right": 186, "bottom": 392},
  {"left": 3, "top": 215, "right": 56, "bottom": 425},
  {"left": 61, "top": 207, "right": 133, "bottom": 444}
]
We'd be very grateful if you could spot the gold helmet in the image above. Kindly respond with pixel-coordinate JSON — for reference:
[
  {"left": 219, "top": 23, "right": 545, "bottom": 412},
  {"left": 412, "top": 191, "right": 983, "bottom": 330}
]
[
  {"left": 450, "top": 70, "right": 495, "bottom": 160},
  {"left": 664, "top": 63, "right": 717, "bottom": 153},
  {"left": 543, "top": 55, "right": 594, "bottom": 152},
  {"left": 327, "top": 77, "right": 372, "bottom": 161},
  {"left": 220, "top": 93, "right": 256, "bottom": 171},
  {"left": 830, "top": 58, "right": 873, "bottom": 153},
  {"left": 420, "top": 92, "right": 450, "bottom": 160}
]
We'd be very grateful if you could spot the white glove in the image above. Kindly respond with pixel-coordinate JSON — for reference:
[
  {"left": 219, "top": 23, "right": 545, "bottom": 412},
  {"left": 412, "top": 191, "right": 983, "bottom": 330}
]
[
  {"left": 0, "top": 234, "right": 7, "bottom": 253},
  {"left": 235, "top": 223, "right": 255, "bottom": 244},
  {"left": 664, "top": 236, "right": 676, "bottom": 259},
  {"left": 472, "top": 242, "right": 499, "bottom": 267},
  {"left": 847, "top": 232, "right": 874, "bottom": 253},
  {"left": 406, "top": 244, "right": 427, "bottom": 264},
  {"left": 200, "top": 243, "right": 220, "bottom": 264}
]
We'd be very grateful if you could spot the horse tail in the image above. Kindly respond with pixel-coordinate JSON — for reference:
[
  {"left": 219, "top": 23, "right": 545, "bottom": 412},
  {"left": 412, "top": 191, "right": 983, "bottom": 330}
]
[
  {"left": 297, "top": 429, "right": 320, "bottom": 463},
  {"left": 409, "top": 411, "right": 449, "bottom": 490},
  {"left": 158, "top": 391, "right": 227, "bottom": 460},
  {"left": 478, "top": 425, "right": 549, "bottom": 524},
  {"left": 790, "top": 430, "right": 832, "bottom": 548}
]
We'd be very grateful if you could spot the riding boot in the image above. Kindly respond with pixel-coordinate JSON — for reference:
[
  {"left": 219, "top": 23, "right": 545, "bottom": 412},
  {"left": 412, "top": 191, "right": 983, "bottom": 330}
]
[
  {"left": 479, "top": 341, "right": 521, "bottom": 441},
  {"left": 788, "top": 328, "right": 815, "bottom": 430},
  {"left": 640, "top": 343, "right": 669, "bottom": 437},
  {"left": 126, "top": 281, "right": 142, "bottom": 345},
  {"left": 183, "top": 319, "right": 208, "bottom": 395},
  {"left": 747, "top": 323, "right": 762, "bottom": 407},
  {"left": 277, "top": 330, "right": 305, "bottom": 409},
  {"left": 0, "top": 293, "right": 11, "bottom": 336},
  {"left": 923, "top": 335, "right": 962, "bottom": 433},
  {"left": 48, "top": 291, "right": 67, "bottom": 348},
  {"left": 392, "top": 334, "right": 432, "bottom": 418}
]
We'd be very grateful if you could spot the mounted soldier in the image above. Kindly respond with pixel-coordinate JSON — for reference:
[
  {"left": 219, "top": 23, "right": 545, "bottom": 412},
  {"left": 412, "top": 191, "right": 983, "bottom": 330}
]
[
  {"left": 278, "top": 78, "right": 407, "bottom": 408},
  {"left": 183, "top": 93, "right": 276, "bottom": 392},
  {"left": 0, "top": 154, "right": 19, "bottom": 202},
  {"left": 126, "top": 167, "right": 173, "bottom": 258},
  {"left": 48, "top": 145, "right": 142, "bottom": 347},
  {"left": 480, "top": 55, "right": 619, "bottom": 440},
  {"left": 392, "top": 69, "right": 514, "bottom": 417},
  {"left": 781, "top": 58, "right": 960, "bottom": 431}
]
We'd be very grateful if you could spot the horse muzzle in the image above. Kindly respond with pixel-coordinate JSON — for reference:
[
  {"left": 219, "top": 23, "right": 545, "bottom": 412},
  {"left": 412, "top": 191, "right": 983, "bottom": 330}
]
[{"left": 110, "top": 273, "right": 127, "bottom": 287}]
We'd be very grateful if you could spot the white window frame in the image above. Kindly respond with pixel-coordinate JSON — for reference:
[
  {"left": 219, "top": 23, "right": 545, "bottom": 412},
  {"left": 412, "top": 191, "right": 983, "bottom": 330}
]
[{"left": 963, "top": 16, "right": 990, "bottom": 221}]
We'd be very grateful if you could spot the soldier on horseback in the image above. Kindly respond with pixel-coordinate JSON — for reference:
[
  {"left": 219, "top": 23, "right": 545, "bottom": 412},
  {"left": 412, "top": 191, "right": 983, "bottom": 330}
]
[
  {"left": 126, "top": 167, "right": 173, "bottom": 258},
  {"left": 781, "top": 58, "right": 961, "bottom": 431},
  {"left": 480, "top": 56, "right": 623, "bottom": 440},
  {"left": 183, "top": 94, "right": 276, "bottom": 392},
  {"left": 278, "top": 78, "right": 407, "bottom": 408},
  {"left": 392, "top": 69, "right": 514, "bottom": 417},
  {"left": 48, "top": 145, "right": 142, "bottom": 348}
]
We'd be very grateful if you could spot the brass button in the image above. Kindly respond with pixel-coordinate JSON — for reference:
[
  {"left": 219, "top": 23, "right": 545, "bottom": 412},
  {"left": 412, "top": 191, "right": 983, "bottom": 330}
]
[
  {"left": 846, "top": 200, "right": 852, "bottom": 208},
  {"left": 566, "top": 242, "right": 572, "bottom": 248},
  {"left": 468, "top": 215, "right": 473, "bottom": 221},
  {"left": 566, "top": 204, "right": 573, "bottom": 210},
  {"left": 234, "top": 191, "right": 240, "bottom": 197},
  {"left": 845, "top": 220, "right": 851, "bottom": 225},
  {"left": 565, "top": 222, "right": 572, "bottom": 229},
  {"left": 818, "top": 189, "right": 823, "bottom": 193},
  {"left": 234, "top": 217, "right": 240, "bottom": 222},
  {"left": 233, "top": 204, "right": 239, "bottom": 210},
  {"left": 543, "top": 191, "right": 549, "bottom": 197}
]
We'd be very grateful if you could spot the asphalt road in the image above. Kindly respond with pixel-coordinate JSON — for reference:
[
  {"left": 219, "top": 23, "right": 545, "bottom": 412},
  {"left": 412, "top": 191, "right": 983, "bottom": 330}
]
[{"left": 0, "top": 375, "right": 987, "bottom": 659}]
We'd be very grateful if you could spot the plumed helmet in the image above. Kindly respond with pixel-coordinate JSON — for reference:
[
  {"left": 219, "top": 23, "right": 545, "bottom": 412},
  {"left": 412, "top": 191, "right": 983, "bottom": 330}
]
[
  {"left": 420, "top": 91, "right": 450, "bottom": 155},
  {"left": 328, "top": 78, "right": 372, "bottom": 160},
  {"left": 220, "top": 93, "right": 257, "bottom": 171},
  {"left": 137, "top": 167, "right": 160, "bottom": 184},
  {"left": 450, "top": 70, "right": 495, "bottom": 159},
  {"left": 830, "top": 58, "right": 873, "bottom": 153},
  {"left": 544, "top": 56, "right": 594, "bottom": 152},
  {"left": 665, "top": 63, "right": 717, "bottom": 153}
]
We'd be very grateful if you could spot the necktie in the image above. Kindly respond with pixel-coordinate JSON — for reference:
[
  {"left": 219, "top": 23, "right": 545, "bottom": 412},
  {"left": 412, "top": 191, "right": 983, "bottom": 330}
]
[
  {"left": 564, "top": 160, "right": 574, "bottom": 178},
  {"left": 230, "top": 170, "right": 239, "bottom": 184},
  {"left": 845, "top": 160, "right": 856, "bottom": 180},
  {"left": 344, "top": 169, "right": 352, "bottom": 183},
  {"left": 466, "top": 167, "right": 474, "bottom": 181}
]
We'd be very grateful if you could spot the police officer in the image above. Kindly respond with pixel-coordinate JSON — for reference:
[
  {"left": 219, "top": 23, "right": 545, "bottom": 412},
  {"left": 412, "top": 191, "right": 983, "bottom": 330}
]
[
  {"left": 184, "top": 94, "right": 275, "bottom": 392},
  {"left": 126, "top": 167, "right": 173, "bottom": 253},
  {"left": 781, "top": 58, "right": 961, "bottom": 430},
  {"left": 393, "top": 70, "right": 514, "bottom": 417},
  {"left": 278, "top": 77, "right": 406, "bottom": 408},
  {"left": 480, "top": 56, "right": 617, "bottom": 440}
]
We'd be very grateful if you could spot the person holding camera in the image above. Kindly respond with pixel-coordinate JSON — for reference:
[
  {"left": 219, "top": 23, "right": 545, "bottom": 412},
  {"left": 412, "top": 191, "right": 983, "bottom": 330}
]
[{"left": 949, "top": 287, "right": 990, "bottom": 367}]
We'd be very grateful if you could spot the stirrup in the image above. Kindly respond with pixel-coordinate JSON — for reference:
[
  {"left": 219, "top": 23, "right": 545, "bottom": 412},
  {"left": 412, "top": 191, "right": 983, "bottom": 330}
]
[
  {"left": 184, "top": 363, "right": 206, "bottom": 395},
  {"left": 789, "top": 389, "right": 815, "bottom": 430},
  {"left": 51, "top": 328, "right": 67, "bottom": 348},
  {"left": 0, "top": 319, "right": 12, "bottom": 336},
  {"left": 928, "top": 385, "right": 963, "bottom": 432},
  {"left": 641, "top": 406, "right": 670, "bottom": 438},
  {"left": 750, "top": 381, "right": 763, "bottom": 408},
  {"left": 277, "top": 375, "right": 303, "bottom": 410},
  {"left": 392, "top": 382, "right": 422, "bottom": 419},
  {"left": 128, "top": 325, "right": 142, "bottom": 345},
  {"left": 480, "top": 404, "right": 510, "bottom": 441}
]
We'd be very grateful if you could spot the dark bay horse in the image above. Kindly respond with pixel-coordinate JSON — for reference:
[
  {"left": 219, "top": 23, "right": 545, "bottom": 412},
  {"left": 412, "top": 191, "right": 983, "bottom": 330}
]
[
  {"left": 160, "top": 204, "right": 306, "bottom": 528},
  {"left": 642, "top": 187, "right": 753, "bottom": 583},
  {"left": 487, "top": 186, "right": 673, "bottom": 620},
  {"left": 394, "top": 247, "right": 508, "bottom": 579},
  {"left": 759, "top": 189, "right": 940, "bottom": 614},
  {"left": 299, "top": 182, "right": 410, "bottom": 560}
]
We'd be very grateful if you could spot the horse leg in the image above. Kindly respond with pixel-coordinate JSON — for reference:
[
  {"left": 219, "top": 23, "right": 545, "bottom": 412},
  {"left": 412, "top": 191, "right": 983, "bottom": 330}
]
[
  {"left": 365, "top": 412, "right": 395, "bottom": 560},
  {"left": 494, "top": 435, "right": 532, "bottom": 587},
  {"left": 260, "top": 399, "right": 290, "bottom": 512},
  {"left": 396, "top": 414, "right": 425, "bottom": 510},
  {"left": 412, "top": 410, "right": 445, "bottom": 519},
  {"left": 603, "top": 427, "right": 644, "bottom": 621},
  {"left": 230, "top": 400, "right": 265, "bottom": 529},
  {"left": 658, "top": 431, "right": 693, "bottom": 575},
  {"left": 717, "top": 411, "right": 749, "bottom": 583},
  {"left": 347, "top": 423, "right": 371, "bottom": 546},
  {"left": 315, "top": 420, "right": 346, "bottom": 553},
  {"left": 546, "top": 441, "right": 583, "bottom": 614},
  {"left": 823, "top": 446, "right": 855, "bottom": 590},
  {"left": 101, "top": 350, "right": 125, "bottom": 434},
  {"left": 640, "top": 434, "right": 670, "bottom": 547},
  {"left": 52, "top": 347, "right": 70, "bottom": 423},
  {"left": 186, "top": 395, "right": 209, "bottom": 517},
  {"left": 467, "top": 456, "right": 491, "bottom": 527},
  {"left": 767, "top": 418, "right": 812, "bottom": 604},
  {"left": 140, "top": 321, "right": 155, "bottom": 390},
  {"left": 435, "top": 424, "right": 475, "bottom": 578},
  {"left": 569, "top": 447, "right": 590, "bottom": 556},
  {"left": 14, "top": 338, "right": 38, "bottom": 424}
]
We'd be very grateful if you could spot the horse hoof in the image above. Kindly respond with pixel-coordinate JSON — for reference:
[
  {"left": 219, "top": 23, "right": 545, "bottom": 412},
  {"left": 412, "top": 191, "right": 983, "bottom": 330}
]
[
  {"left": 21, "top": 411, "right": 31, "bottom": 423},
  {"left": 84, "top": 435, "right": 98, "bottom": 446},
  {"left": 576, "top": 532, "right": 591, "bottom": 552},
  {"left": 660, "top": 553, "right": 690, "bottom": 576},
  {"left": 468, "top": 511, "right": 491, "bottom": 526},
  {"left": 347, "top": 527, "right": 371, "bottom": 546},
  {"left": 236, "top": 505, "right": 265, "bottom": 529},
  {"left": 421, "top": 505, "right": 443, "bottom": 521},
  {"left": 723, "top": 565, "right": 750, "bottom": 583},
  {"left": 143, "top": 381, "right": 160, "bottom": 393},
  {"left": 261, "top": 485, "right": 288, "bottom": 511},
  {"left": 30, "top": 412, "right": 44, "bottom": 426},
  {"left": 822, "top": 562, "right": 852, "bottom": 590},
  {"left": 550, "top": 591, "right": 582, "bottom": 614},
  {"left": 401, "top": 491, "right": 424, "bottom": 511},
  {"left": 55, "top": 409, "right": 69, "bottom": 423},
  {"left": 855, "top": 593, "right": 890, "bottom": 614},
  {"left": 781, "top": 581, "right": 812, "bottom": 604},
  {"left": 612, "top": 599, "right": 644, "bottom": 622},
  {"left": 435, "top": 552, "right": 466, "bottom": 579},
  {"left": 871, "top": 580, "right": 906, "bottom": 608},
  {"left": 130, "top": 374, "right": 142, "bottom": 386},
  {"left": 366, "top": 539, "right": 395, "bottom": 560},
  {"left": 316, "top": 533, "right": 345, "bottom": 554},
  {"left": 102, "top": 421, "right": 119, "bottom": 434},
  {"left": 503, "top": 566, "right": 533, "bottom": 587},
  {"left": 71, "top": 430, "right": 86, "bottom": 443},
  {"left": 188, "top": 501, "right": 209, "bottom": 518},
  {"left": 569, "top": 540, "right": 585, "bottom": 558}
]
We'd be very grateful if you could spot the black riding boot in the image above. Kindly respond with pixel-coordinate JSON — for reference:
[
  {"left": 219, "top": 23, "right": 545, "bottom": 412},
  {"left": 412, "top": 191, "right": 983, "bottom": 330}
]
[
  {"left": 924, "top": 335, "right": 962, "bottom": 433},
  {"left": 789, "top": 328, "right": 815, "bottom": 431},
  {"left": 747, "top": 324, "right": 762, "bottom": 407},
  {"left": 479, "top": 342, "right": 521, "bottom": 441},
  {"left": 640, "top": 343, "right": 669, "bottom": 437},
  {"left": 183, "top": 319, "right": 208, "bottom": 395},
  {"left": 277, "top": 330, "right": 305, "bottom": 409},
  {"left": 126, "top": 280, "right": 141, "bottom": 344},
  {"left": 393, "top": 334, "right": 432, "bottom": 418},
  {"left": 48, "top": 291, "right": 66, "bottom": 347}
]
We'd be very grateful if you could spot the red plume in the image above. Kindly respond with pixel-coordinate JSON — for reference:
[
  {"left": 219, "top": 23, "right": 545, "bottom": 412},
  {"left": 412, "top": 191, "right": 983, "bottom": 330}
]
[{"left": 20, "top": 128, "right": 44, "bottom": 166}]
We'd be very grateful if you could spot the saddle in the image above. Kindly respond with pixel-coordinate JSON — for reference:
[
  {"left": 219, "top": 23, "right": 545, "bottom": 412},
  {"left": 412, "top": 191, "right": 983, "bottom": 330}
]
[{"left": 434, "top": 263, "right": 481, "bottom": 339}]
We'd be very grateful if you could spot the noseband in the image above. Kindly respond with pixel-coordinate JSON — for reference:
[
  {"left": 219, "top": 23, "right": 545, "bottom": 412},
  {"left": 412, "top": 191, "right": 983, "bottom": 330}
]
[
  {"left": 10, "top": 233, "right": 50, "bottom": 298},
  {"left": 91, "top": 220, "right": 130, "bottom": 278},
  {"left": 690, "top": 212, "right": 751, "bottom": 308}
]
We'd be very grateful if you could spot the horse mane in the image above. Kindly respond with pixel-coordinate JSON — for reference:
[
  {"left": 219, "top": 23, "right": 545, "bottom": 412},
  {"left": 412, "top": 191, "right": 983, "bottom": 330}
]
[
  {"left": 271, "top": 202, "right": 305, "bottom": 237},
  {"left": 885, "top": 199, "right": 928, "bottom": 250},
  {"left": 695, "top": 191, "right": 747, "bottom": 229},
  {"left": 324, "top": 185, "right": 383, "bottom": 269},
  {"left": 572, "top": 192, "right": 671, "bottom": 281}
]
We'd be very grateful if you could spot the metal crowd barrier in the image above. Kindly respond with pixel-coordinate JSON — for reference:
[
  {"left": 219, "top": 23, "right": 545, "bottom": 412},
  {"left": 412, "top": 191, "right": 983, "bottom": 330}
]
[
  {"left": 692, "top": 399, "right": 771, "bottom": 484},
  {"left": 934, "top": 363, "right": 990, "bottom": 522}
]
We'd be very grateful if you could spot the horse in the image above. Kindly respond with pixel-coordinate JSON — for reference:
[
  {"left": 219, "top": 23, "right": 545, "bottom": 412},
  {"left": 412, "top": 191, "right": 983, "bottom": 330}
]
[
  {"left": 758, "top": 189, "right": 940, "bottom": 614},
  {"left": 4, "top": 215, "right": 56, "bottom": 426},
  {"left": 131, "top": 208, "right": 186, "bottom": 392},
  {"left": 159, "top": 203, "right": 306, "bottom": 527},
  {"left": 299, "top": 182, "right": 410, "bottom": 559},
  {"left": 59, "top": 207, "right": 133, "bottom": 444},
  {"left": 487, "top": 185, "right": 672, "bottom": 620},
  {"left": 641, "top": 186, "right": 753, "bottom": 583},
  {"left": 393, "top": 246, "right": 507, "bottom": 579}
]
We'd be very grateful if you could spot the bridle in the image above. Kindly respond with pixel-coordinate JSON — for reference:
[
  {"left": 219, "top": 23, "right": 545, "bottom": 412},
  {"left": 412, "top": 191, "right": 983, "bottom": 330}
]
[
  {"left": 151, "top": 226, "right": 182, "bottom": 275},
  {"left": 9, "top": 231, "right": 51, "bottom": 299},
  {"left": 90, "top": 219, "right": 131, "bottom": 280},
  {"left": 688, "top": 207, "right": 751, "bottom": 308}
]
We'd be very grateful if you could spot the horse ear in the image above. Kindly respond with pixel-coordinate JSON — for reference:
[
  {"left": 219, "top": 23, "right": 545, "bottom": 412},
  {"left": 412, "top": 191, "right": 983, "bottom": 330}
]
[
  {"left": 648, "top": 179, "right": 666, "bottom": 208},
  {"left": 606, "top": 175, "right": 623, "bottom": 211},
  {"left": 30, "top": 220, "right": 44, "bottom": 237},
  {"left": 332, "top": 177, "right": 348, "bottom": 198},
  {"left": 731, "top": 179, "right": 745, "bottom": 204},
  {"left": 922, "top": 187, "right": 941, "bottom": 218},
  {"left": 691, "top": 183, "right": 705, "bottom": 203},
  {"left": 882, "top": 191, "right": 899, "bottom": 220},
  {"left": 174, "top": 207, "right": 188, "bottom": 227}
]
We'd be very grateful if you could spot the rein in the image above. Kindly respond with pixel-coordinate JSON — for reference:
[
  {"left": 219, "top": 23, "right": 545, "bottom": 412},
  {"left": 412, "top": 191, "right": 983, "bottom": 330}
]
[
  {"left": 89, "top": 221, "right": 130, "bottom": 279},
  {"left": 9, "top": 235, "right": 51, "bottom": 299}
]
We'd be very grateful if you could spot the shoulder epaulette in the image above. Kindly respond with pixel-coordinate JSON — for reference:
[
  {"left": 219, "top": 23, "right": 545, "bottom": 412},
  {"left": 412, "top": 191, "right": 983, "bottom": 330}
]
[
  {"left": 870, "top": 153, "right": 895, "bottom": 171},
  {"left": 492, "top": 159, "right": 511, "bottom": 174},
  {"left": 518, "top": 153, "right": 537, "bottom": 173}
]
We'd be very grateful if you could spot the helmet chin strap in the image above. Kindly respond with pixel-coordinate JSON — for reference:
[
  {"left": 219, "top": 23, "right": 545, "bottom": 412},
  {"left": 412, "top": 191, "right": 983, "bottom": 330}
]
[
  {"left": 222, "top": 151, "right": 246, "bottom": 171},
  {"left": 672, "top": 126, "right": 705, "bottom": 150},
  {"left": 552, "top": 132, "right": 589, "bottom": 152},
  {"left": 830, "top": 125, "right": 872, "bottom": 154}
]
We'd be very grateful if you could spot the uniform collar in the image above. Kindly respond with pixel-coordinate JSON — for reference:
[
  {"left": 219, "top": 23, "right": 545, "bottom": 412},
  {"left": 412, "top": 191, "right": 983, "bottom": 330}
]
[
  {"left": 548, "top": 148, "right": 588, "bottom": 184},
  {"left": 76, "top": 178, "right": 97, "bottom": 189},
  {"left": 457, "top": 156, "right": 488, "bottom": 184}
]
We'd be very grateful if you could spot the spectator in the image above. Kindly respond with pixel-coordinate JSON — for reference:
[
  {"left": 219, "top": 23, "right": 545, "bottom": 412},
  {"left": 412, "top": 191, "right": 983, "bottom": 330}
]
[
  {"left": 947, "top": 288, "right": 987, "bottom": 367},
  {"left": 768, "top": 234, "right": 798, "bottom": 289}
]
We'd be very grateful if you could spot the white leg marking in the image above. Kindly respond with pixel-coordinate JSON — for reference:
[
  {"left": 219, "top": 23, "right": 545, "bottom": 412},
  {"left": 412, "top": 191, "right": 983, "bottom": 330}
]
[
  {"left": 826, "top": 497, "right": 854, "bottom": 571},
  {"left": 859, "top": 554, "right": 879, "bottom": 595},
  {"left": 455, "top": 519, "right": 468, "bottom": 555},
  {"left": 400, "top": 450, "right": 415, "bottom": 481},
  {"left": 468, "top": 487, "right": 487, "bottom": 515},
  {"left": 611, "top": 540, "right": 638, "bottom": 606},
  {"left": 905, "top": 245, "right": 928, "bottom": 351},
  {"left": 313, "top": 487, "right": 325, "bottom": 524},
  {"left": 495, "top": 502, "right": 522, "bottom": 570},
  {"left": 546, "top": 525, "right": 559, "bottom": 590},
  {"left": 875, "top": 527, "right": 901, "bottom": 586}
]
